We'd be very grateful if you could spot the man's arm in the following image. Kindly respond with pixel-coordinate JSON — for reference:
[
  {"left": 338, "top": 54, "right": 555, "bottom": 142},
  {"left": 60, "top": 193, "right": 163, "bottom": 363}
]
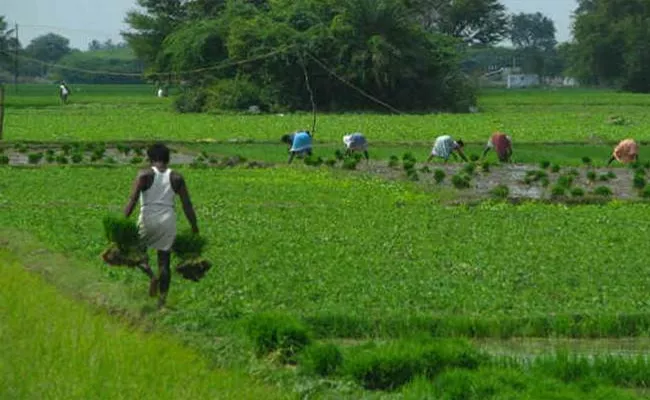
[
  {"left": 124, "top": 172, "right": 146, "bottom": 217},
  {"left": 481, "top": 147, "right": 491, "bottom": 159},
  {"left": 172, "top": 173, "right": 199, "bottom": 234},
  {"left": 457, "top": 150, "right": 468, "bottom": 162},
  {"left": 288, "top": 152, "right": 296, "bottom": 164}
]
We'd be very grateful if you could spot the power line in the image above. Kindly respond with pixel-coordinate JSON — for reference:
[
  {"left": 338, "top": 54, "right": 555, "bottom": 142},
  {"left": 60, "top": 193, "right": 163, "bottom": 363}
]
[{"left": 306, "top": 53, "right": 403, "bottom": 115}]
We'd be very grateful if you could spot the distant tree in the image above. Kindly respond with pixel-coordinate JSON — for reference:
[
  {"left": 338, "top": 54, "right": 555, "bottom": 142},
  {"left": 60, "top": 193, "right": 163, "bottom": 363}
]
[
  {"left": 88, "top": 39, "right": 102, "bottom": 51},
  {"left": 408, "top": 0, "right": 509, "bottom": 45},
  {"left": 510, "top": 12, "right": 556, "bottom": 52},
  {"left": 25, "top": 33, "right": 71, "bottom": 63},
  {"left": 0, "top": 16, "right": 21, "bottom": 73},
  {"left": 572, "top": 0, "right": 650, "bottom": 91}
]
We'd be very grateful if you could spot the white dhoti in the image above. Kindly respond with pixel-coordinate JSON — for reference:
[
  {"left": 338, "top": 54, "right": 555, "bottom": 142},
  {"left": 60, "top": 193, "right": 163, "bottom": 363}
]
[{"left": 138, "top": 209, "right": 176, "bottom": 251}]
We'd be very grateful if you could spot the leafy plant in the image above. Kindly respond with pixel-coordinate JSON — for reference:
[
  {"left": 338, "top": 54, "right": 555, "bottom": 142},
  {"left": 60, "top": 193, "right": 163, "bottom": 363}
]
[
  {"left": 463, "top": 163, "right": 476, "bottom": 175},
  {"left": 433, "top": 169, "right": 446, "bottom": 184},
  {"left": 490, "top": 184, "right": 509, "bottom": 199},
  {"left": 469, "top": 154, "right": 479, "bottom": 162},
  {"left": 299, "top": 343, "right": 343, "bottom": 377},
  {"left": 172, "top": 232, "right": 207, "bottom": 260},
  {"left": 570, "top": 187, "right": 585, "bottom": 197},
  {"left": 539, "top": 160, "right": 551, "bottom": 169},
  {"left": 481, "top": 161, "right": 491, "bottom": 173},
  {"left": 56, "top": 155, "right": 69, "bottom": 164},
  {"left": 581, "top": 156, "right": 592, "bottom": 165},
  {"left": 244, "top": 313, "right": 311, "bottom": 363},
  {"left": 593, "top": 186, "right": 612, "bottom": 197},
  {"left": 335, "top": 150, "right": 345, "bottom": 161},
  {"left": 0, "top": 155, "right": 9, "bottom": 165},
  {"left": 586, "top": 171, "right": 597, "bottom": 182},
  {"left": 342, "top": 158, "right": 359, "bottom": 170},
  {"left": 71, "top": 153, "right": 84, "bottom": 164},
  {"left": 304, "top": 155, "right": 324, "bottom": 167},
  {"left": 641, "top": 186, "right": 650, "bottom": 199},
  {"left": 551, "top": 164, "right": 561, "bottom": 173},
  {"left": 633, "top": 174, "right": 646, "bottom": 190},
  {"left": 27, "top": 153, "right": 43, "bottom": 165},
  {"left": 102, "top": 214, "right": 141, "bottom": 251},
  {"left": 130, "top": 156, "right": 144, "bottom": 165},
  {"left": 325, "top": 158, "right": 337, "bottom": 167},
  {"left": 419, "top": 166, "right": 431, "bottom": 174},
  {"left": 452, "top": 173, "right": 471, "bottom": 189},
  {"left": 551, "top": 185, "right": 566, "bottom": 198},
  {"left": 388, "top": 155, "right": 400, "bottom": 168},
  {"left": 556, "top": 175, "right": 574, "bottom": 189}
]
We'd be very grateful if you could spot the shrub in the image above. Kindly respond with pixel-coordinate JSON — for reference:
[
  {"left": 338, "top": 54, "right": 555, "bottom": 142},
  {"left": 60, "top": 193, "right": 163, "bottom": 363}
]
[
  {"left": 344, "top": 338, "right": 485, "bottom": 391},
  {"left": 343, "top": 158, "right": 359, "bottom": 170},
  {"left": 0, "top": 155, "right": 9, "bottom": 165},
  {"left": 130, "top": 156, "right": 143, "bottom": 165},
  {"left": 490, "top": 184, "right": 509, "bottom": 199},
  {"left": 388, "top": 155, "right": 400, "bottom": 168},
  {"left": 402, "top": 152, "right": 416, "bottom": 163},
  {"left": 174, "top": 87, "right": 208, "bottom": 113},
  {"left": 581, "top": 156, "right": 592, "bottom": 165},
  {"left": 539, "top": 160, "right": 551, "bottom": 169},
  {"left": 172, "top": 232, "right": 207, "bottom": 259},
  {"left": 593, "top": 186, "right": 612, "bottom": 197},
  {"left": 463, "top": 163, "right": 476, "bottom": 175},
  {"left": 244, "top": 313, "right": 311, "bottom": 363},
  {"left": 633, "top": 174, "right": 646, "bottom": 190},
  {"left": 551, "top": 185, "right": 566, "bottom": 198},
  {"left": 556, "top": 175, "right": 574, "bottom": 189},
  {"left": 71, "top": 153, "right": 83, "bottom": 164},
  {"left": 434, "top": 169, "right": 446, "bottom": 184},
  {"left": 27, "top": 153, "right": 43, "bottom": 164},
  {"left": 586, "top": 171, "right": 597, "bottom": 181},
  {"left": 570, "top": 187, "right": 585, "bottom": 197},
  {"left": 102, "top": 215, "right": 140, "bottom": 251},
  {"left": 205, "top": 77, "right": 262, "bottom": 111},
  {"left": 299, "top": 343, "right": 343, "bottom": 377},
  {"left": 452, "top": 173, "right": 471, "bottom": 189},
  {"left": 551, "top": 164, "right": 561, "bottom": 173}
]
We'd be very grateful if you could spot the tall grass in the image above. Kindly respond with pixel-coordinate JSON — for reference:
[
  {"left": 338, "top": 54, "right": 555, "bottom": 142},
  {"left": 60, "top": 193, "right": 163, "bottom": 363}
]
[{"left": 0, "top": 252, "right": 289, "bottom": 400}]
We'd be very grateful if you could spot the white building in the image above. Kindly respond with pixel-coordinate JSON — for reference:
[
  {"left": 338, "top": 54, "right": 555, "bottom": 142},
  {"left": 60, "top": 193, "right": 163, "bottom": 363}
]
[{"left": 507, "top": 74, "right": 540, "bottom": 89}]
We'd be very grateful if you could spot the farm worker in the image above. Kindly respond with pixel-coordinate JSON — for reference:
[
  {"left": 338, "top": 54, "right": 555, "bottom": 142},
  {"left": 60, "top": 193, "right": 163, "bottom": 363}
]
[
  {"left": 157, "top": 87, "right": 164, "bottom": 98},
  {"left": 482, "top": 132, "right": 513, "bottom": 162},
  {"left": 608, "top": 139, "right": 639, "bottom": 166},
  {"left": 59, "top": 81, "right": 70, "bottom": 104},
  {"left": 426, "top": 135, "right": 468, "bottom": 163},
  {"left": 281, "top": 130, "right": 313, "bottom": 164},
  {"left": 343, "top": 132, "right": 369, "bottom": 160},
  {"left": 123, "top": 142, "right": 200, "bottom": 308}
]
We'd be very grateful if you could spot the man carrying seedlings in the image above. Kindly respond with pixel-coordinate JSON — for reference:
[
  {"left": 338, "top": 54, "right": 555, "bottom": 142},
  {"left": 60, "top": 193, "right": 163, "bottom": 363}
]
[
  {"left": 281, "top": 130, "right": 313, "bottom": 164},
  {"left": 427, "top": 135, "right": 468, "bottom": 163},
  {"left": 342, "top": 132, "right": 370, "bottom": 161},
  {"left": 607, "top": 139, "right": 639, "bottom": 166},
  {"left": 123, "top": 142, "right": 199, "bottom": 308},
  {"left": 482, "top": 132, "right": 513, "bottom": 163}
]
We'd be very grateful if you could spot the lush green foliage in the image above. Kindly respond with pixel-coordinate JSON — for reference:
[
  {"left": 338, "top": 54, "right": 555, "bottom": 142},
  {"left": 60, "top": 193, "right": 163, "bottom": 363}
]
[
  {"left": 0, "top": 252, "right": 288, "bottom": 400},
  {"left": 298, "top": 343, "right": 343, "bottom": 377},
  {"left": 103, "top": 214, "right": 141, "bottom": 251},
  {"left": 244, "top": 313, "right": 311, "bottom": 363},
  {"left": 172, "top": 232, "right": 207, "bottom": 259}
]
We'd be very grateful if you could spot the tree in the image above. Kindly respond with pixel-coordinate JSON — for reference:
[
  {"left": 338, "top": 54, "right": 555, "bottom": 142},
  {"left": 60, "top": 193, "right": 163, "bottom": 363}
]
[
  {"left": 0, "top": 16, "right": 20, "bottom": 73},
  {"left": 408, "top": 0, "right": 509, "bottom": 45},
  {"left": 510, "top": 12, "right": 556, "bottom": 52},
  {"left": 25, "top": 33, "right": 71, "bottom": 63},
  {"left": 572, "top": 0, "right": 650, "bottom": 91}
]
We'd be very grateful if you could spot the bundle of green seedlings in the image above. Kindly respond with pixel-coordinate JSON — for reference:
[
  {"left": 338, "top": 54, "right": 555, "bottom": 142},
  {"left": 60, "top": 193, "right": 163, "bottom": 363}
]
[
  {"left": 172, "top": 232, "right": 212, "bottom": 282},
  {"left": 101, "top": 214, "right": 145, "bottom": 267}
]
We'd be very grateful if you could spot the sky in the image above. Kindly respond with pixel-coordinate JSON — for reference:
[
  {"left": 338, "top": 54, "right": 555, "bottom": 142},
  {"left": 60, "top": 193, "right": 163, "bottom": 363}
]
[{"left": 4, "top": 0, "right": 578, "bottom": 50}]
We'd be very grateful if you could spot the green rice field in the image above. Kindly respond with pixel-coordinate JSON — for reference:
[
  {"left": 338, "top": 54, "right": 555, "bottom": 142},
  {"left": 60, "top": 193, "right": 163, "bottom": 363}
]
[{"left": 4, "top": 84, "right": 650, "bottom": 398}]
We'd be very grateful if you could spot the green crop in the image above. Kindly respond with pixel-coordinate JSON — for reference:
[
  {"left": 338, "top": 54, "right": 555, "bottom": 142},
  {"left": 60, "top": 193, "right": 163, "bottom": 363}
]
[{"left": 102, "top": 214, "right": 141, "bottom": 251}]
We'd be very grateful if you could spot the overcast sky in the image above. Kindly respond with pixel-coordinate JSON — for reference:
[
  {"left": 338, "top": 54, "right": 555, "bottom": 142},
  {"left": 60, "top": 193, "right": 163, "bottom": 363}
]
[{"left": 4, "top": 0, "right": 577, "bottom": 50}]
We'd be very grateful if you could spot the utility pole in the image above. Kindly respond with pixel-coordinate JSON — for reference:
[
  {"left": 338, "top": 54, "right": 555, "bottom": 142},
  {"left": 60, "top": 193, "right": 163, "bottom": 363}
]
[{"left": 14, "top": 23, "right": 18, "bottom": 93}]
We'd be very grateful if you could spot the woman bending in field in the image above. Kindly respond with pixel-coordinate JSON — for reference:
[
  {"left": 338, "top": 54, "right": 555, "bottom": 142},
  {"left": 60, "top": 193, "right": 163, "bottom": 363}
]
[
  {"left": 123, "top": 143, "right": 199, "bottom": 308},
  {"left": 427, "top": 135, "right": 468, "bottom": 163},
  {"left": 281, "top": 130, "right": 313, "bottom": 164},
  {"left": 607, "top": 139, "right": 639, "bottom": 166},
  {"left": 343, "top": 133, "right": 369, "bottom": 160},
  {"left": 482, "top": 132, "right": 513, "bottom": 163}
]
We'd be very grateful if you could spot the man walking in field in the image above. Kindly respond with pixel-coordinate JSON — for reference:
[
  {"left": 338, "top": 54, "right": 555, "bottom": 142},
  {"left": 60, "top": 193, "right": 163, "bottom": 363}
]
[
  {"left": 281, "top": 130, "right": 313, "bottom": 164},
  {"left": 608, "top": 139, "right": 639, "bottom": 166},
  {"left": 427, "top": 135, "right": 468, "bottom": 163},
  {"left": 59, "top": 81, "right": 70, "bottom": 104},
  {"left": 123, "top": 143, "right": 199, "bottom": 308},
  {"left": 482, "top": 131, "right": 513, "bottom": 162},
  {"left": 343, "top": 132, "right": 370, "bottom": 160}
]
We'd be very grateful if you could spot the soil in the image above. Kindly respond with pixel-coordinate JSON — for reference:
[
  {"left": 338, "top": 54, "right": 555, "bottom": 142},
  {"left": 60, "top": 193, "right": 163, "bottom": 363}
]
[
  {"left": 353, "top": 161, "right": 642, "bottom": 203},
  {"left": 176, "top": 258, "right": 212, "bottom": 282}
]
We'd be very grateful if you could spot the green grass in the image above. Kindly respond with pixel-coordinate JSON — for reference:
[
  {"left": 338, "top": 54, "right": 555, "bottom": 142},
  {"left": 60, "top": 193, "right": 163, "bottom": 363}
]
[
  {"left": 0, "top": 251, "right": 289, "bottom": 400},
  {"left": 5, "top": 85, "right": 650, "bottom": 143},
  {"left": 2, "top": 166, "right": 650, "bottom": 340}
]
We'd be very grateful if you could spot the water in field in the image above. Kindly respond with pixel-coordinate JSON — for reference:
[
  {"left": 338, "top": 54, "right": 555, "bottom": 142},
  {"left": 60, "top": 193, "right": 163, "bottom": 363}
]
[{"left": 476, "top": 337, "right": 650, "bottom": 359}]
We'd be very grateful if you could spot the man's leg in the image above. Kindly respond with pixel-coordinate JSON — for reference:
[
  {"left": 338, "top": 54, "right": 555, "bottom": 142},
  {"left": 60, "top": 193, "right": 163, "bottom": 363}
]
[
  {"left": 157, "top": 250, "right": 172, "bottom": 308},
  {"left": 363, "top": 150, "right": 369, "bottom": 161},
  {"left": 136, "top": 253, "right": 158, "bottom": 297}
]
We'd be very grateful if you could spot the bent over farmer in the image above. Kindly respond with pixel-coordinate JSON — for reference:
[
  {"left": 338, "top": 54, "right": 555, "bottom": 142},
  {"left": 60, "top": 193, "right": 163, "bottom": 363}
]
[
  {"left": 608, "top": 139, "right": 639, "bottom": 166},
  {"left": 124, "top": 142, "right": 199, "bottom": 308},
  {"left": 427, "top": 135, "right": 468, "bottom": 163},
  {"left": 281, "top": 130, "right": 313, "bottom": 164},
  {"left": 482, "top": 132, "right": 513, "bottom": 162},
  {"left": 343, "top": 132, "right": 369, "bottom": 160}
]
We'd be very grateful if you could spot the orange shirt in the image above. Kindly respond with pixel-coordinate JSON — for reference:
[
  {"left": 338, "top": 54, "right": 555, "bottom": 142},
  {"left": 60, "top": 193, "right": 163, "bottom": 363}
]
[{"left": 613, "top": 139, "right": 639, "bottom": 163}]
